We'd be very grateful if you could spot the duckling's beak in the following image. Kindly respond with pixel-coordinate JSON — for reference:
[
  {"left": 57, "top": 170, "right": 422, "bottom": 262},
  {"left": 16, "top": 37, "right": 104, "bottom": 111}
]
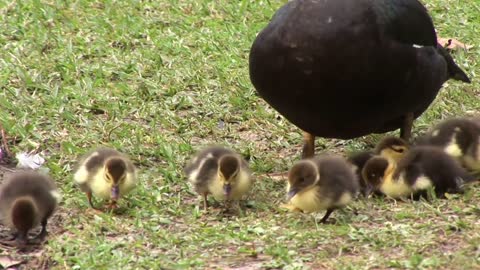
[
  {"left": 287, "top": 189, "right": 298, "bottom": 201},
  {"left": 364, "top": 185, "right": 374, "bottom": 198},
  {"left": 223, "top": 183, "right": 232, "bottom": 197},
  {"left": 111, "top": 185, "right": 120, "bottom": 201}
]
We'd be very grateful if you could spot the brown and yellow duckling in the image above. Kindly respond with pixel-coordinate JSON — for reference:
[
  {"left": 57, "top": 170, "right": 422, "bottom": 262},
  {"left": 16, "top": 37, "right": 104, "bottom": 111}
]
[
  {"left": 0, "top": 171, "right": 60, "bottom": 246},
  {"left": 185, "top": 146, "right": 252, "bottom": 211},
  {"left": 74, "top": 148, "right": 137, "bottom": 210},
  {"left": 416, "top": 117, "right": 480, "bottom": 174},
  {"left": 362, "top": 146, "right": 475, "bottom": 199},
  {"left": 348, "top": 136, "right": 409, "bottom": 194},
  {"left": 284, "top": 155, "right": 359, "bottom": 223}
]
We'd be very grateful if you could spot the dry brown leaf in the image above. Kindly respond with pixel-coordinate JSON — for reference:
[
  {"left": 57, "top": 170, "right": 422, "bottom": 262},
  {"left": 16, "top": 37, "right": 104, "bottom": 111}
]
[
  {"left": 438, "top": 37, "right": 473, "bottom": 50},
  {"left": 0, "top": 256, "right": 24, "bottom": 269}
]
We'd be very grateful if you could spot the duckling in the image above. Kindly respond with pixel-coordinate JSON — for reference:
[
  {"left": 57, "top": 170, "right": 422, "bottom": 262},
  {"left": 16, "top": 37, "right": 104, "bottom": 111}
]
[
  {"left": 348, "top": 136, "right": 409, "bottom": 194},
  {"left": 362, "top": 146, "right": 475, "bottom": 199},
  {"left": 0, "top": 171, "right": 60, "bottom": 245},
  {"left": 73, "top": 148, "right": 136, "bottom": 210},
  {"left": 285, "top": 155, "right": 359, "bottom": 223},
  {"left": 249, "top": 0, "right": 470, "bottom": 158},
  {"left": 416, "top": 117, "right": 480, "bottom": 173},
  {"left": 184, "top": 146, "right": 252, "bottom": 211}
]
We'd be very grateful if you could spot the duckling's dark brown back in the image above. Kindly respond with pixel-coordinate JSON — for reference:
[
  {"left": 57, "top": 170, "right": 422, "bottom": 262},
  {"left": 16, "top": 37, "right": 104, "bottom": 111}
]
[
  {"left": 80, "top": 148, "right": 135, "bottom": 174},
  {"left": 416, "top": 118, "right": 480, "bottom": 156},
  {"left": 314, "top": 155, "right": 359, "bottom": 197},
  {"left": 0, "top": 171, "right": 59, "bottom": 227},
  {"left": 184, "top": 146, "right": 247, "bottom": 188}
]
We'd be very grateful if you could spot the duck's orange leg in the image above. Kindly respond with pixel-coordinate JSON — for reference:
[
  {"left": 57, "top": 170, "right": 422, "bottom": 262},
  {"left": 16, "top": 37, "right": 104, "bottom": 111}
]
[
  {"left": 400, "top": 112, "right": 414, "bottom": 141},
  {"left": 302, "top": 132, "right": 315, "bottom": 159}
]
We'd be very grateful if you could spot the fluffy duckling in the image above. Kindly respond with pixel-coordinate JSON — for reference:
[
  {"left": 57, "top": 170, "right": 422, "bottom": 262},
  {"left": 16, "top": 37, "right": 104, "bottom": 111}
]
[
  {"left": 0, "top": 171, "right": 60, "bottom": 245},
  {"left": 416, "top": 117, "right": 480, "bottom": 173},
  {"left": 362, "top": 146, "right": 475, "bottom": 199},
  {"left": 184, "top": 146, "right": 252, "bottom": 211},
  {"left": 286, "top": 155, "right": 359, "bottom": 223},
  {"left": 348, "top": 137, "right": 409, "bottom": 194},
  {"left": 74, "top": 148, "right": 136, "bottom": 210}
]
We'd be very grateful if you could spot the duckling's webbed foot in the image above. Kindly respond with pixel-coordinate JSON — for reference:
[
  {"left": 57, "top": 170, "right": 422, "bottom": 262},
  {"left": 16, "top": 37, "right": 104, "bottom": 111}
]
[
  {"left": 107, "top": 200, "right": 118, "bottom": 210},
  {"left": 302, "top": 132, "right": 315, "bottom": 159},
  {"left": 319, "top": 208, "right": 335, "bottom": 224},
  {"left": 5, "top": 230, "right": 18, "bottom": 241},
  {"left": 400, "top": 112, "right": 414, "bottom": 141},
  {"left": 14, "top": 231, "right": 29, "bottom": 246}
]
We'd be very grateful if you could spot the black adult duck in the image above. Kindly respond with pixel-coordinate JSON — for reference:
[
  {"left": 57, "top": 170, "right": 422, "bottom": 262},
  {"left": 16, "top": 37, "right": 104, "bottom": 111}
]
[{"left": 249, "top": 0, "right": 470, "bottom": 158}]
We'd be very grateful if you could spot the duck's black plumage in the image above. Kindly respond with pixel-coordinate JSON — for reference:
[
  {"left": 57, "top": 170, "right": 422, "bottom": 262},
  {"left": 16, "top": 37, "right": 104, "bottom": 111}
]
[{"left": 249, "top": 0, "right": 470, "bottom": 140}]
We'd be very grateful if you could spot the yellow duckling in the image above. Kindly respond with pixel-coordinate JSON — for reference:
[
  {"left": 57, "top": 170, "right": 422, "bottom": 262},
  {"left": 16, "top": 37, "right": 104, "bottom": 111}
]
[
  {"left": 285, "top": 155, "right": 359, "bottom": 223},
  {"left": 348, "top": 136, "right": 409, "bottom": 195},
  {"left": 0, "top": 171, "right": 61, "bottom": 245},
  {"left": 74, "top": 148, "right": 136, "bottom": 210},
  {"left": 184, "top": 146, "right": 252, "bottom": 211},
  {"left": 362, "top": 146, "right": 475, "bottom": 199}
]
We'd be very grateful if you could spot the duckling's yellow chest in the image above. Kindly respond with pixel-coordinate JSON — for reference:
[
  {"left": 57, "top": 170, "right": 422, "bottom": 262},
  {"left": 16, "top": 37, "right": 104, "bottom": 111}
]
[
  {"left": 379, "top": 174, "right": 412, "bottom": 198},
  {"left": 89, "top": 173, "right": 136, "bottom": 200},
  {"left": 380, "top": 173, "right": 432, "bottom": 198},
  {"left": 289, "top": 186, "right": 353, "bottom": 213},
  {"left": 207, "top": 170, "right": 252, "bottom": 201}
]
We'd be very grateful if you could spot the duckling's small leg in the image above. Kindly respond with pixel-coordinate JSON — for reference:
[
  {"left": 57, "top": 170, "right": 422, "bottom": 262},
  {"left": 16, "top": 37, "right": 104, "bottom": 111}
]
[
  {"left": 15, "top": 231, "right": 28, "bottom": 246},
  {"left": 319, "top": 208, "right": 335, "bottom": 223},
  {"left": 400, "top": 112, "right": 414, "bottom": 141},
  {"left": 86, "top": 191, "right": 98, "bottom": 210},
  {"left": 202, "top": 192, "right": 209, "bottom": 211},
  {"left": 235, "top": 200, "right": 244, "bottom": 216},
  {"left": 31, "top": 219, "right": 48, "bottom": 244},
  {"left": 37, "top": 219, "right": 48, "bottom": 239},
  {"left": 302, "top": 132, "right": 315, "bottom": 159}
]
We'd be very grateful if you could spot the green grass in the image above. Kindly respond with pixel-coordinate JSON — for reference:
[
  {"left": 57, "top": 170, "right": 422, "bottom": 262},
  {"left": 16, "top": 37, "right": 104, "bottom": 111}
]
[{"left": 0, "top": 0, "right": 479, "bottom": 269}]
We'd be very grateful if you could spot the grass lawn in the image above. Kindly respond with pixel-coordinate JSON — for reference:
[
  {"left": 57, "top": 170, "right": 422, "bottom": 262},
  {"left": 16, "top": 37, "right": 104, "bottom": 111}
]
[{"left": 0, "top": 0, "right": 479, "bottom": 269}]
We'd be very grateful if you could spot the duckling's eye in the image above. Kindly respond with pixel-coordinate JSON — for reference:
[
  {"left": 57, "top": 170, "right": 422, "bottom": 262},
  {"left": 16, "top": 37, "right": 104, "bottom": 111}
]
[{"left": 396, "top": 148, "right": 404, "bottom": 153}]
